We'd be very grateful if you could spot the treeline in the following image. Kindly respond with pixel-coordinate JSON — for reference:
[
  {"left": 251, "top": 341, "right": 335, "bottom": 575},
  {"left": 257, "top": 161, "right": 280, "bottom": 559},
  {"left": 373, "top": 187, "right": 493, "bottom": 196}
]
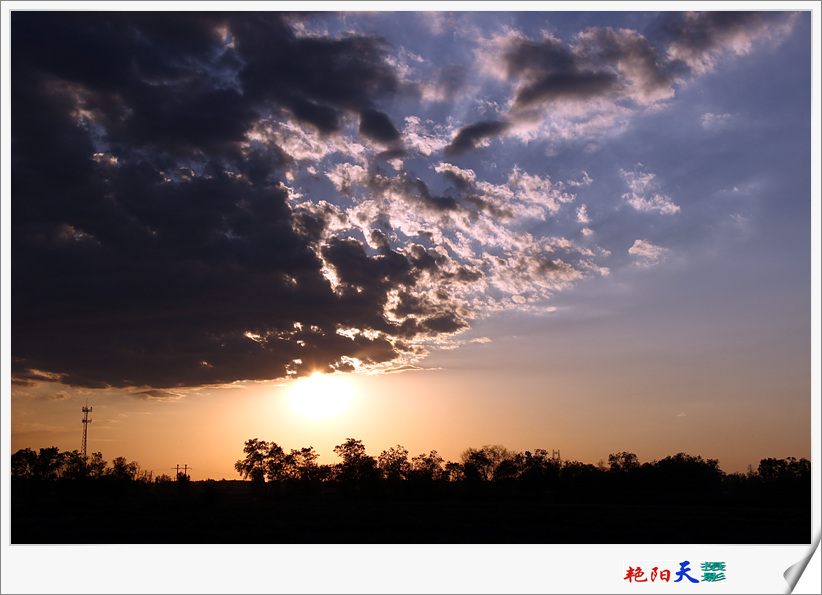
[
  {"left": 231, "top": 438, "right": 810, "bottom": 505},
  {"left": 11, "top": 439, "right": 810, "bottom": 505},
  {"left": 10, "top": 447, "right": 174, "bottom": 483},
  {"left": 10, "top": 440, "right": 810, "bottom": 544}
]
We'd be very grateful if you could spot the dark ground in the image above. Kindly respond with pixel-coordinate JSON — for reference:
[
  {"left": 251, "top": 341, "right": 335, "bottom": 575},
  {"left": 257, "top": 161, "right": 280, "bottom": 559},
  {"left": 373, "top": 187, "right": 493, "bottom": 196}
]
[{"left": 11, "top": 481, "right": 811, "bottom": 544}]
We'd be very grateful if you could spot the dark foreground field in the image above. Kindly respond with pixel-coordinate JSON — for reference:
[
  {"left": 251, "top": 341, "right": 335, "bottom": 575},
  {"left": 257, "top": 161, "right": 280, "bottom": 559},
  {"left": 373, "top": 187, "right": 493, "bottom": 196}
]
[{"left": 12, "top": 481, "right": 810, "bottom": 544}]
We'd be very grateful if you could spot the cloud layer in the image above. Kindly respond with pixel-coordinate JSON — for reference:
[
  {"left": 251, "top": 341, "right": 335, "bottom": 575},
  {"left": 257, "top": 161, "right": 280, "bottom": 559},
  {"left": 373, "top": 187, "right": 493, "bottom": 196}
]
[{"left": 11, "top": 11, "right": 800, "bottom": 390}]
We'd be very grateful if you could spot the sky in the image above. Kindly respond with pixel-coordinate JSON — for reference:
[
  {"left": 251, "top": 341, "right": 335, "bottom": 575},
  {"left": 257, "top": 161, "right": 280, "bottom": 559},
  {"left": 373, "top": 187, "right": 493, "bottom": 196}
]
[{"left": 5, "top": 7, "right": 816, "bottom": 481}]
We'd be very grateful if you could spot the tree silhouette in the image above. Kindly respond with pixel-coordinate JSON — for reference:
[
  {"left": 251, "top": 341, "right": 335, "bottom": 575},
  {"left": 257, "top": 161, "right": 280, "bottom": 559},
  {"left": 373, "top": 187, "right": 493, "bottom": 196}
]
[
  {"left": 758, "top": 457, "right": 810, "bottom": 484},
  {"left": 263, "top": 443, "right": 287, "bottom": 481},
  {"left": 334, "top": 438, "right": 378, "bottom": 482},
  {"left": 559, "top": 460, "right": 597, "bottom": 478},
  {"left": 11, "top": 447, "right": 37, "bottom": 478},
  {"left": 60, "top": 450, "right": 87, "bottom": 479},
  {"left": 608, "top": 451, "right": 639, "bottom": 473},
  {"left": 461, "top": 445, "right": 512, "bottom": 482},
  {"left": 107, "top": 456, "right": 139, "bottom": 481},
  {"left": 655, "top": 452, "right": 724, "bottom": 493},
  {"left": 442, "top": 461, "right": 464, "bottom": 482},
  {"left": 34, "top": 447, "right": 63, "bottom": 480},
  {"left": 410, "top": 450, "right": 444, "bottom": 481},
  {"left": 518, "top": 449, "right": 560, "bottom": 491},
  {"left": 377, "top": 445, "right": 411, "bottom": 480},
  {"left": 234, "top": 438, "right": 285, "bottom": 483},
  {"left": 86, "top": 452, "right": 107, "bottom": 477},
  {"left": 283, "top": 447, "right": 321, "bottom": 481}
]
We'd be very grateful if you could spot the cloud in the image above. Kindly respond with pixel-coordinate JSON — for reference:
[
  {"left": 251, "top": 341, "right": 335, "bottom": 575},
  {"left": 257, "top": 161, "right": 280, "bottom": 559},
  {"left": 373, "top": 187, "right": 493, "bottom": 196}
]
[
  {"left": 663, "top": 11, "right": 799, "bottom": 76},
  {"left": 461, "top": 13, "right": 797, "bottom": 152},
  {"left": 135, "top": 389, "right": 188, "bottom": 401},
  {"left": 574, "top": 27, "right": 675, "bottom": 105},
  {"left": 444, "top": 120, "right": 513, "bottom": 156},
  {"left": 620, "top": 166, "right": 680, "bottom": 215},
  {"left": 10, "top": 13, "right": 419, "bottom": 389},
  {"left": 628, "top": 239, "right": 669, "bottom": 266},
  {"left": 379, "top": 364, "right": 426, "bottom": 374},
  {"left": 490, "top": 26, "right": 674, "bottom": 120},
  {"left": 701, "top": 112, "right": 734, "bottom": 129},
  {"left": 358, "top": 109, "right": 402, "bottom": 145},
  {"left": 12, "top": 11, "right": 794, "bottom": 391},
  {"left": 21, "top": 390, "right": 74, "bottom": 402},
  {"left": 402, "top": 115, "right": 451, "bottom": 156}
]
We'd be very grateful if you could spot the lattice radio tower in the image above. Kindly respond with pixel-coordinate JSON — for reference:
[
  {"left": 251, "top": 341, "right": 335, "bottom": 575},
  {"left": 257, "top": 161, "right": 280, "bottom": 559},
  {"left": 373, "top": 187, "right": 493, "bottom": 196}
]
[{"left": 81, "top": 401, "right": 92, "bottom": 461}]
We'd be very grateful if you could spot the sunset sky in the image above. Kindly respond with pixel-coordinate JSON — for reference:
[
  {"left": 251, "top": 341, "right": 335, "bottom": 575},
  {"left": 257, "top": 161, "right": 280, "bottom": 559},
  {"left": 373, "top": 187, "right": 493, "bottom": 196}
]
[{"left": 5, "top": 7, "right": 816, "bottom": 484}]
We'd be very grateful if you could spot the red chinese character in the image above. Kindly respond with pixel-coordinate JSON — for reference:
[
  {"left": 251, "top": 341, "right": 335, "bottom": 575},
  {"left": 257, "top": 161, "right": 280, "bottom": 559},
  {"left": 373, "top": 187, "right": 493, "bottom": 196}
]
[
  {"left": 659, "top": 569, "right": 671, "bottom": 582},
  {"left": 651, "top": 567, "right": 658, "bottom": 582},
  {"left": 625, "top": 566, "right": 647, "bottom": 582}
]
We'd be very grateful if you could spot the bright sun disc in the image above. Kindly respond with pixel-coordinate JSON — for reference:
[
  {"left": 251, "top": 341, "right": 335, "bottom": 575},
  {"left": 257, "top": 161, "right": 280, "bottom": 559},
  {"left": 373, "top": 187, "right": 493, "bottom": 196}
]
[{"left": 288, "top": 372, "right": 353, "bottom": 418}]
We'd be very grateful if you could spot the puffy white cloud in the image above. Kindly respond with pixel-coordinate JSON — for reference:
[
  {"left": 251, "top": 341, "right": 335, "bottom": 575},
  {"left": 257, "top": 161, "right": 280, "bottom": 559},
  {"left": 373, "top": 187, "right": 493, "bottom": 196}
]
[
  {"left": 403, "top": 115, "right": 452, "bottom": 156},
  {"left": 508, "top": 167, "right": 577, "bottom": 215},
  {"left": 245, "top": 119, "right": 369, "bottom": 168},
  {"left": 620, "top": 166, "right": 680, "bottom": 215},
  {"left": 628, "top": 239, "right": 669, "bottom": 266}
]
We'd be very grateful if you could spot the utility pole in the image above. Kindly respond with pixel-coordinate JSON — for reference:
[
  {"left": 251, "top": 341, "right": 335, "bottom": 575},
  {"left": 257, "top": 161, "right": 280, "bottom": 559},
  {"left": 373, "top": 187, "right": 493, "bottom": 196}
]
[
  {"left": 176, "top": 464, "right": 190, "bottom": 480},
  {"left": 81, "top": 401, "right": 92, "bottom": 462}
]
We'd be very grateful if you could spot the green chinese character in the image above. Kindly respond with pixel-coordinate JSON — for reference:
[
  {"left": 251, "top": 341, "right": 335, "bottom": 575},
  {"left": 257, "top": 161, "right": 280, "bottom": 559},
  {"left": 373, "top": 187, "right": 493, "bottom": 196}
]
[
  {"left": 702, "top": 572, "right": 727, "bottom": 582},
  {"left": 701, "top": 562, "right": 726, "bottom": 572}
]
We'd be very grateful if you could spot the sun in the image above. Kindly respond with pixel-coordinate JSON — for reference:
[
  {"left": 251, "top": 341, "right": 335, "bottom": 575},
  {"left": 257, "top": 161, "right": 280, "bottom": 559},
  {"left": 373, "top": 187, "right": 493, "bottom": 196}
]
[{"left": 288, "top": 372, "right": 354, "bottom": 418}]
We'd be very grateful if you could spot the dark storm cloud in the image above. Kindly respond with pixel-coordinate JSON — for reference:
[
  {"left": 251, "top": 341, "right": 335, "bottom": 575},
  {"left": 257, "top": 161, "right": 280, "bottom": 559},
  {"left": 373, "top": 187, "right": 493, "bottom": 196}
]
[
  {"left": 228, "top": 12, "right": 399, "bottom": 134},
  {"left": 10, "top": 11, "right": 460, "bottom": 390},
  {"left": 662, "top": 11, "right": 776, "bottom": 55},
  {"left": 407, "top": 244, "right": 437, "bottom": 269},
  {"left": 358, "top": 109, "right": 402, "bottom": 144},
  {"left": 362, "top": 171, "right": 460, "bottom": 214},
  {"left": 503, "top": 35, "right": 577, "bottom": 78},
  {"left": 515, "top": 71, "right": 618, "bottom": 109},
  {"left": 443, "top": 120, "right": 512, "bottom": 156},
  {"left": 655, "top": 11, "right": 799, "bottom": 76},
  {"left": 420, "top": 313, "right": 468, "bottom": 334},
  {"left": 411, "top": 177, "right": 460, "bottom": 212},
  {"left": 574, "top": 26, "right": 676, "bottom": 105},
  {"left": 321, "top": 236, "right": 415, "bottom": 292},
  {"left": 376, "top": 146, "right": 409, "bottom": 161},
  {"left": 462, "top": 195, "right": 514, "bottom": 219},
  {"left": 501, "top": 36, "right": 621, "bottom": 111}
]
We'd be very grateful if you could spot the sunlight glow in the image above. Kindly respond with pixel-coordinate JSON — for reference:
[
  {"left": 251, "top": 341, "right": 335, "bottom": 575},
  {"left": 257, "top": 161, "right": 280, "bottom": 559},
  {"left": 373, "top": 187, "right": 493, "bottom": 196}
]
[{"left": 288, "top": 372, "right": 353, "bottom": 418}]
